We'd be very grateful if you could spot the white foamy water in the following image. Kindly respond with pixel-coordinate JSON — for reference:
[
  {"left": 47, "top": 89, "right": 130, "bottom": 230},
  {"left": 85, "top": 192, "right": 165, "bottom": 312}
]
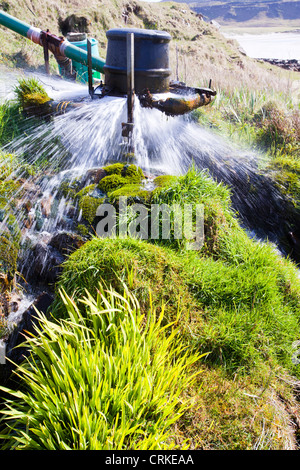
[
  {"left": 223, "top": 31, "right": 300, "bottom": 60},
  {"left": 7, "top": 90, "right": 244, "bottom": 179},
  {"left": 0, "top": 67, "right": 88, "bottom": 103},
  {"left": 4, "top": 85, "right": 253, "bottom": 244}
]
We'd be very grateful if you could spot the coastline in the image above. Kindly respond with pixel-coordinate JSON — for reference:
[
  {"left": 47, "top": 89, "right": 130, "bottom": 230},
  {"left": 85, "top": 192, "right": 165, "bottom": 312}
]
[{"left": 257, "top": 58, "right": 300, "bottom": 72}]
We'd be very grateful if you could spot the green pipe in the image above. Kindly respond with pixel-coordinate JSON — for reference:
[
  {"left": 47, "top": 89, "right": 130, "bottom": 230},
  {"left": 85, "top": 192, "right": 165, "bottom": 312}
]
[
  {"left": 60, "top": 41, "right": 106, "bottom": 73},
  {"left": 0, "top": 10, "right": 31, "bottom": 38},
  {"left": 0, "top": 10, "right": 106, "bottom": 73}
]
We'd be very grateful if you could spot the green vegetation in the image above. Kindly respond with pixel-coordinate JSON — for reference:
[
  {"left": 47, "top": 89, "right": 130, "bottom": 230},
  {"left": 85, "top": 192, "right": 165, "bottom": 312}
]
[
  {"left": 108, "top": 184, "right": 152, "bottom": 204},
  {"left": 0, "top": 153, "right": 21, "bottom": 282},
  {"left": 78, "top": 195, "right": 103, "bottom": 224},
  {"left": 153, "top": 174, "right": 177, "bottom": 188},
  {"left": 14, "top": 77, "right": 50, "bottom": 109},
  {"left": 0, "top": 0, "right": 300, "bottom": 451},
  {"left": 98, "top": 174, "right": 128, "bottom": 193},
  {"left": 98, "top": 164, "right": 144, "bottom": 194},
  {"left": 195, "top": 87, "right": 300, "bottom": 206},
  {"left": 0, "top": 288, "right": 201, "bottom": 450},
  {"left": 0, "top": 313, "right": 7, "bottom": 338},
  {"left": 53, "top": 170, "right": 300, "bottom": 376}
]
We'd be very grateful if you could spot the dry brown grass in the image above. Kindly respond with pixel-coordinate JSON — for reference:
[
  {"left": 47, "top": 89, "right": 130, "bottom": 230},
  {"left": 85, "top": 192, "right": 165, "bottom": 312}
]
[{"left": 1, "top": 0, "right": 298, "bottom": 98}]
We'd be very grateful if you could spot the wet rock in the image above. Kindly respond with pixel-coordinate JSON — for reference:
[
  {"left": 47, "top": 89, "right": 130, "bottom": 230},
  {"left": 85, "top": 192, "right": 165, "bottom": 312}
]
[
  {"left": 49, "top": 231, "right": 85, "bottom": 256},
  {"left": 81, "top": 168, "right": 107, "bottom": 186},
  {"left": 23, "top": 207, "right": 35, "bottom": 229},
  {"left": 0, "top": 291, "right": 9, "bottom": 317},
  {"left": 40, "top": 195, "right": 53, "bottom": 218},
  {"left": 20, "top": 231, "right": 85, "bottom": 287},
  {"left": 9, "top": 301, "right": 19, "bottom": 313},
  {"left": 31, "top": 242, "right": 65, "bottom": 285},
  {"left": 0, "top": 292, "right": 54, "bottom": 387},
  {"left": 23, "top": 199, "right": 32, "bottom": 213},
  {"left": 65, "top": 204, "right": 77, "bottom": 218},
  {"left": 35, "top": 208, "right": 45, "bottom": 231}
]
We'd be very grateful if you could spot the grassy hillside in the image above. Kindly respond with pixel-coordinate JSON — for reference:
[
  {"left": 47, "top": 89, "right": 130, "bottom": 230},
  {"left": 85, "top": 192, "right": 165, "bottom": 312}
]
[
  {"left": 172, "top": 0, "right": 300, "bottom": 29},
  {"left": 0, "top": 0, "right": 296, "bottom": 88}
]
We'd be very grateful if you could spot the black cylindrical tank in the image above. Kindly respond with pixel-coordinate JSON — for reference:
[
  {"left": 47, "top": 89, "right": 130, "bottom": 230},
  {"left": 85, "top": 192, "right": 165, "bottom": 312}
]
[{"left": 104, "top": 28, "right": 172, "bottom": 94}]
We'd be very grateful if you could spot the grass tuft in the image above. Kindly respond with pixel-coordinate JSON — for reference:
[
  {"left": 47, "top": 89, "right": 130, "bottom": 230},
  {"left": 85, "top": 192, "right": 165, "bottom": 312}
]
[{"left": 0, "top": 287, "right": 202, "bottom": 450}]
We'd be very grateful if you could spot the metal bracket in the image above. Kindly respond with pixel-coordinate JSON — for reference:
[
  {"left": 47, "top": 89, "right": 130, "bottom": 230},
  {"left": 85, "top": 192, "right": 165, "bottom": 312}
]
[
  {"left": 121, "top": 122, "right": 134, "bottom": 138},
  {"left": 87, "top": 38, "right": 94, "bottom": 98}
]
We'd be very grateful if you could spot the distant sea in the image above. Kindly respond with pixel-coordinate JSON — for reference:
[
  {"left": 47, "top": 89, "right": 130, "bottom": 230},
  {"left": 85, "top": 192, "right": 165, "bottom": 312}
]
[{"left": 223, "top": 31, "right": 300, "bottom": 60}]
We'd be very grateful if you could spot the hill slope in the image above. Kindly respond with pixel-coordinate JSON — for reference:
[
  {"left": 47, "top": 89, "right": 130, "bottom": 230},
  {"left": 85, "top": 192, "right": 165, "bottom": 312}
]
[
  {"left": 171, "top": 0, "right": 300, "bottom": 27},
  {"left": 0, "top": 0, "right": 293, "bottom": 91}
]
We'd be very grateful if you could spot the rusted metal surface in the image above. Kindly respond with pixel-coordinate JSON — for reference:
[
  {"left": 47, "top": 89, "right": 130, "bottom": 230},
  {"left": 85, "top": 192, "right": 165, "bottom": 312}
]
[
  {"left": 41, "top": 30, "right": 50, "bottom": 75},
  {"left": 139, "top": 81, "right": 216, "bottom": 116},
  {"left": 40, "top": 29, "right": 74, "bottom": 78},
  {"left": 87, "top": 38, "right": 94, "bottom": 97}
]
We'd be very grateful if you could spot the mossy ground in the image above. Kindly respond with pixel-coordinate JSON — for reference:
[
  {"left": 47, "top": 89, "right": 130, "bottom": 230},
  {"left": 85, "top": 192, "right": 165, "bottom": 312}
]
[
  {"left": 53, "top": 234, "right": 300, "bottom": 448},
  {"left": 0, "top": 154, "right": 22, "bottom": 283},
  {"left": 57, "top": 162, "right": 147, "bottom": 232},
  {"left": 48, "top": 168, "right": 300, "bottom": 449}
]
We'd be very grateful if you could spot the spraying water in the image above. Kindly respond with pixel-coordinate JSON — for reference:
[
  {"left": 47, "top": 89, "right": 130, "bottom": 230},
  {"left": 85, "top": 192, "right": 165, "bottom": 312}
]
[{"left": 0, "top": 71, "right": 299, "bottom": 306}]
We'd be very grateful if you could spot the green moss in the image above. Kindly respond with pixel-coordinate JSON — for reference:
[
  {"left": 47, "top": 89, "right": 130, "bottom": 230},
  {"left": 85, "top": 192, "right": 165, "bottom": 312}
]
[
  {"left": 135, "top": 189, "right": 152, "bottom": 204},
  {"left": 58, "top": 182, "right": 72, "bottom": 199},
  {"left": 123, "top": 152, "right": 136, "bottom": 162},
  {"left": 153, "top": 175, "right": 177, "bottom": 188},
  {"left": 100, "top": 164, "right": 144, "bottom": 188},
  {"left": 123, "top": 164, "right": 144, "bottom": 183},
  {"left": 22, "top": 92, "right": 51, "bottom": 108},
  {"left": 14, "top": 77, "right": 50, "bottom": 109},
  {"left": 75, "top": 184, "right": 97, "bottom": 199},
  {"left": 0, "top": 313, "right": 8, "bottom": 339},
  {"left": 0, "top": 179, "right": 20, "bottom": 200},
  {"left": 0, "top": 153, "right": 19, "bottom": 180},
  {"left": 76, "top": 224, "right": 90, "bottom": 237},
  {"left": 58, "top": 179, "right": 81, "bottom": 199},
  {"left": 79, "top": 195, "right": 103, "bottom": 224},
  {"left": 98, "top": 174, "right": 127, "bottom": 194},
  {"left": 108, "top": 184, "right": 152, "bottom": 204},
  {"left": 0, "top": 178, "right": 21, "bottom": 279},
  {"left": 0, "top": 233, "right": 19, "bottom": 281},
  {"left": 102, "top": 163, "right": 124, "bottom": 175}
]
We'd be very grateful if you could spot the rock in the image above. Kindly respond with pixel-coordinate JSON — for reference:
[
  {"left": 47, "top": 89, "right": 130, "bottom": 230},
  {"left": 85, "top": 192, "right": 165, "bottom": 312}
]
[
  {"left": 40, "top": 195, "right": 53, "bottom": 218},
  {"left": 81, "top": 168, "right": 107, "bottom": 185},
  {"left": 259, "top": 58, "right": 300, "bottom": 72},
  {"left": 33, "top": 242, "right": 65, "bottom": 284},
  {"left": 21, "top": 242, "right": 64, "bottom": 285},
  {"left": 23, "top": 200, "right": 32, "bottom": 212},
  {"left": 20, "top": 231, "right": 85, "bottom": 287},
  {"left": 210, "top": 19, "right": 221, "bottom": 30},
  {"left": 0, "top": 292, "right": 54, "bottom": 387},
  {"left": 49, "top": 231, "right": 85, "bottom": 255}
]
